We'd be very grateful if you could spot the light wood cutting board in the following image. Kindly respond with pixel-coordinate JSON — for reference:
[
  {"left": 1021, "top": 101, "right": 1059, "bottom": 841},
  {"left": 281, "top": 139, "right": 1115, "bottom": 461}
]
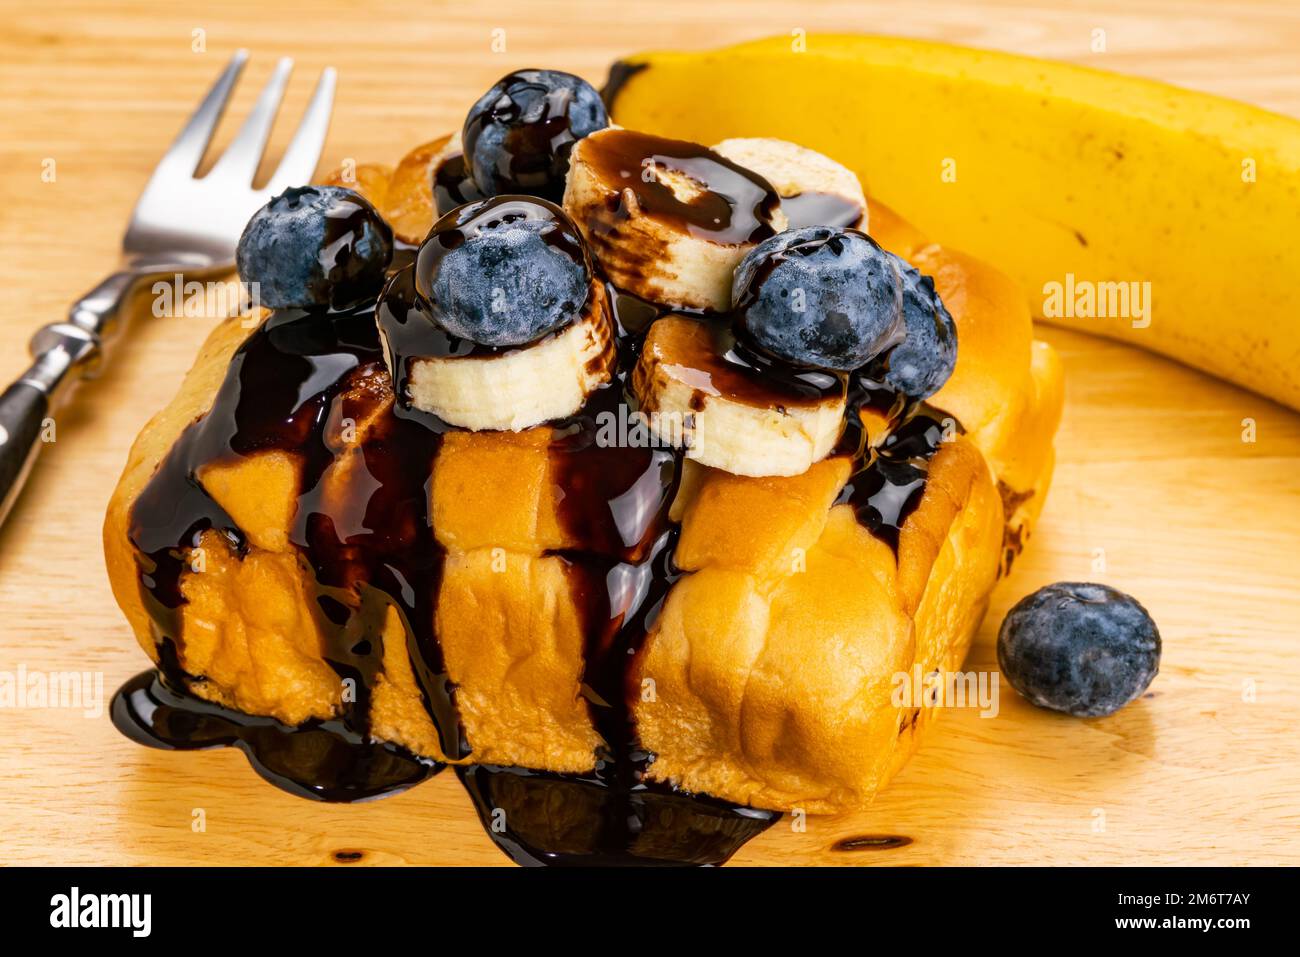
[{"left": 1, "top": 0, "right": 1297, "bottom": 866}]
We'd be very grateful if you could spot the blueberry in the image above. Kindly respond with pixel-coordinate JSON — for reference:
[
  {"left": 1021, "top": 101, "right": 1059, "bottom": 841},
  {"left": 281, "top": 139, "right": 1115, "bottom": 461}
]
[
  {"left": 462, "top": 69, "right": 608, "bottom": 203},
  {"left": 236, "top": 186, "right": 392, "bottom": 309},
  {"left": 416, "top": 195, "right": 590, "bottom": 347},
  {"left": 731, "top": 226, "right": 904, "bottom": 372},
  {"left": 877, "top": 254, "right": 957, "bottom": 398},
  {"left": 998, "top": 582, "right": 1161, "bottom": 718}
]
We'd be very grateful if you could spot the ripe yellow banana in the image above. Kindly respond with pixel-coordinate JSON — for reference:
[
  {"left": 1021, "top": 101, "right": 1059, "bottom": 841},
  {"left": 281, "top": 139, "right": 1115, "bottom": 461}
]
[{"left": 605, "top": 34, "right": 1300, "bottom": 410}]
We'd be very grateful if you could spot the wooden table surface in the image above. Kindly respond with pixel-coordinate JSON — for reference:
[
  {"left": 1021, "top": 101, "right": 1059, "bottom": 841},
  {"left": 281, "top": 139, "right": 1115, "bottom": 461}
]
[{"left": 2, "top": 0, "right": 1298, "bottom": 866}]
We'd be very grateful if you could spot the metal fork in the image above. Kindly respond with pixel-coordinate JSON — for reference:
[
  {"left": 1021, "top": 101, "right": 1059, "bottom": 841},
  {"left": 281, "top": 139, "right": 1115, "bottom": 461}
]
[{"left": 0, "top": 51, "right": 335, "bottom": 528}]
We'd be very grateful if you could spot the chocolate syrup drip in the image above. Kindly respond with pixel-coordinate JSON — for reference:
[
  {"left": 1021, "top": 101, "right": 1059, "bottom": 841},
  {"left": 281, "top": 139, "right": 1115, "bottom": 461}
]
[
  {"left": 458, "top": 764, "right": 777, "bottom": 866},
  {"left": 118, "top": 295, "right": 463, "bottom": 795},
  {"left": 452, "top": 287, "right": 782, "bottom": 865},
  {"left": 114, "top": 667, "right": 437, "bottom": 802},
  {"left": 831, "top": 834, "right": 914, "bottom": 852},
  {"left": 582, "top": 130, "right": 782, "bottom": 245},
  {"left": 834, "top": 373, "right": 954, "bottom": 553},
  {"left": 390, "top": 239, "right": 420, "bottom": 274},
  {"left": 113, "top": 196, "right": 952, "bottom": 864},
  {"left": 781, "top": 191, "right": 866, "bottom": 230},
  {"left": 433, "top": 153, "right": 487, "bottom": 219}
]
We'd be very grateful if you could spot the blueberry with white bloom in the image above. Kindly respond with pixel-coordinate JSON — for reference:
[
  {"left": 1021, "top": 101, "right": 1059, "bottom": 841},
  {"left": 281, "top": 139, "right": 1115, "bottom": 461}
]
[
  {"left": 731, "top": 226, "right": 905, "bottom": 372},
  {"left": 417, "top": 195, "right": 591, "bottom": 347},
  {"left": 463, "top": 69, "right": 608, "bottom": 202},
  {"left": 998, "top": 582, "right": 1161, "bottom": 718},
  {"left": 236, "top": 186, "right": 392, "bottom": 309}
]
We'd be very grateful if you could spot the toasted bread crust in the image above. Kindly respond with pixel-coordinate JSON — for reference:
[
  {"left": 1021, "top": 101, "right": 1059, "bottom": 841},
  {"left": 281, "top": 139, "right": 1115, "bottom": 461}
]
[{"left": 103, "top": 145, "right": 1063, "bottom": 812}]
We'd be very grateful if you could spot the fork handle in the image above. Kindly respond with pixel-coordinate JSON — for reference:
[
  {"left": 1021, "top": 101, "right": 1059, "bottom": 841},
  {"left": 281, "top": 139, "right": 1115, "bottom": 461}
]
[
  {"left": 0, "top": 273, "right": 135, "bottom": 528},
  {"left": 0, "top": 380, "right": 51, "bottom": 527}
]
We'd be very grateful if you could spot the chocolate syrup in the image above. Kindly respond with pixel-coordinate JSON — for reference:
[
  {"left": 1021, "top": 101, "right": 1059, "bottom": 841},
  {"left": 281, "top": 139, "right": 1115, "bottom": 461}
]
[
  {"left": 598, "top": 64, "right": 863, "bottom": 232},
  {"left": 582, "top": 129, "right": 782, "bottom": 245},
  {"left": 831, "top": 834, "right": 914, "bottom": 852},
  {"left": 997, "top": 481, "right": 1035, "bottom": 576},
  {"left": 834, "top": 373, "right": 953, "bottom": 553},
  {"left": 114, "top": 668, "right": 437, "bottom": 802},
  {"left": 689, "top": 317, "right": 845, "bottom": 410},
  {"left": 113, "top": 186, "right": 952, "bottom": 864},
  {"left": 390, "top": 238, "right": 420, "bottom": 274},
  {"left": 433, "top": 153, "right": 487, "bottom": 218},
  {"left": 458, "top": 764, "right": 777, "bottom": 866},
  {"left": 781, "top": 191, "right": 865, "bottom": 230},
  {"left": 378, "top": 260, "right": 531, "bottom": 380},
  {"left": 469, "top": 295, "right": 782, "bottom": 864},
  {"left": 607, "top": 284, "right": 662, "bottom": 352},
  {"left": 119, "top": 295, "right": 464, "bottom": 785}
]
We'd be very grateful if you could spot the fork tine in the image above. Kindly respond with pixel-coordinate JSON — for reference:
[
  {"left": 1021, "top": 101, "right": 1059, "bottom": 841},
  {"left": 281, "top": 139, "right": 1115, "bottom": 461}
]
[
  {"left": 208, "top": 57, "right": 294, "bottom": 183},
  {"left": 264, "top": 67, "right": 337, "bottom": 195},
  {"left": 158, "top": 49, "right": 249, "bottom": 176}
]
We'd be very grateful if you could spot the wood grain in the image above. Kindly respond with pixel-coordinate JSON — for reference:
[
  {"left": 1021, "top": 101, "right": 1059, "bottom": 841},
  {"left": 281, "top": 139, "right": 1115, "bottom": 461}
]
[{"left": 1, "top": 0, "right": 1297, "bottom": 866}]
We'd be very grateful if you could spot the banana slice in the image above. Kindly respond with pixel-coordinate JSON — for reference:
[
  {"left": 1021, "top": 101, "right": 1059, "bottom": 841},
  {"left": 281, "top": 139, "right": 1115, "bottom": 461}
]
[
  {"left": 712, "top": 137, "right": 867, "bottom": 231},
  {"left": 399, "top": 278, "right": 616, "bottom": 432},
  {"left": 563, "top": 127, "right": 788, "bottom": 311},
  {"left": 632, "top": 316, "right": 846, "bottom": 477}
]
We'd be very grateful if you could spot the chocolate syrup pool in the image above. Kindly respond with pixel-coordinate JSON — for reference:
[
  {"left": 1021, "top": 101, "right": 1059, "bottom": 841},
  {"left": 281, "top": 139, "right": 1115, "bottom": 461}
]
[{"left": 112, "top": 218, "right": 947, "bottom": 870}]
